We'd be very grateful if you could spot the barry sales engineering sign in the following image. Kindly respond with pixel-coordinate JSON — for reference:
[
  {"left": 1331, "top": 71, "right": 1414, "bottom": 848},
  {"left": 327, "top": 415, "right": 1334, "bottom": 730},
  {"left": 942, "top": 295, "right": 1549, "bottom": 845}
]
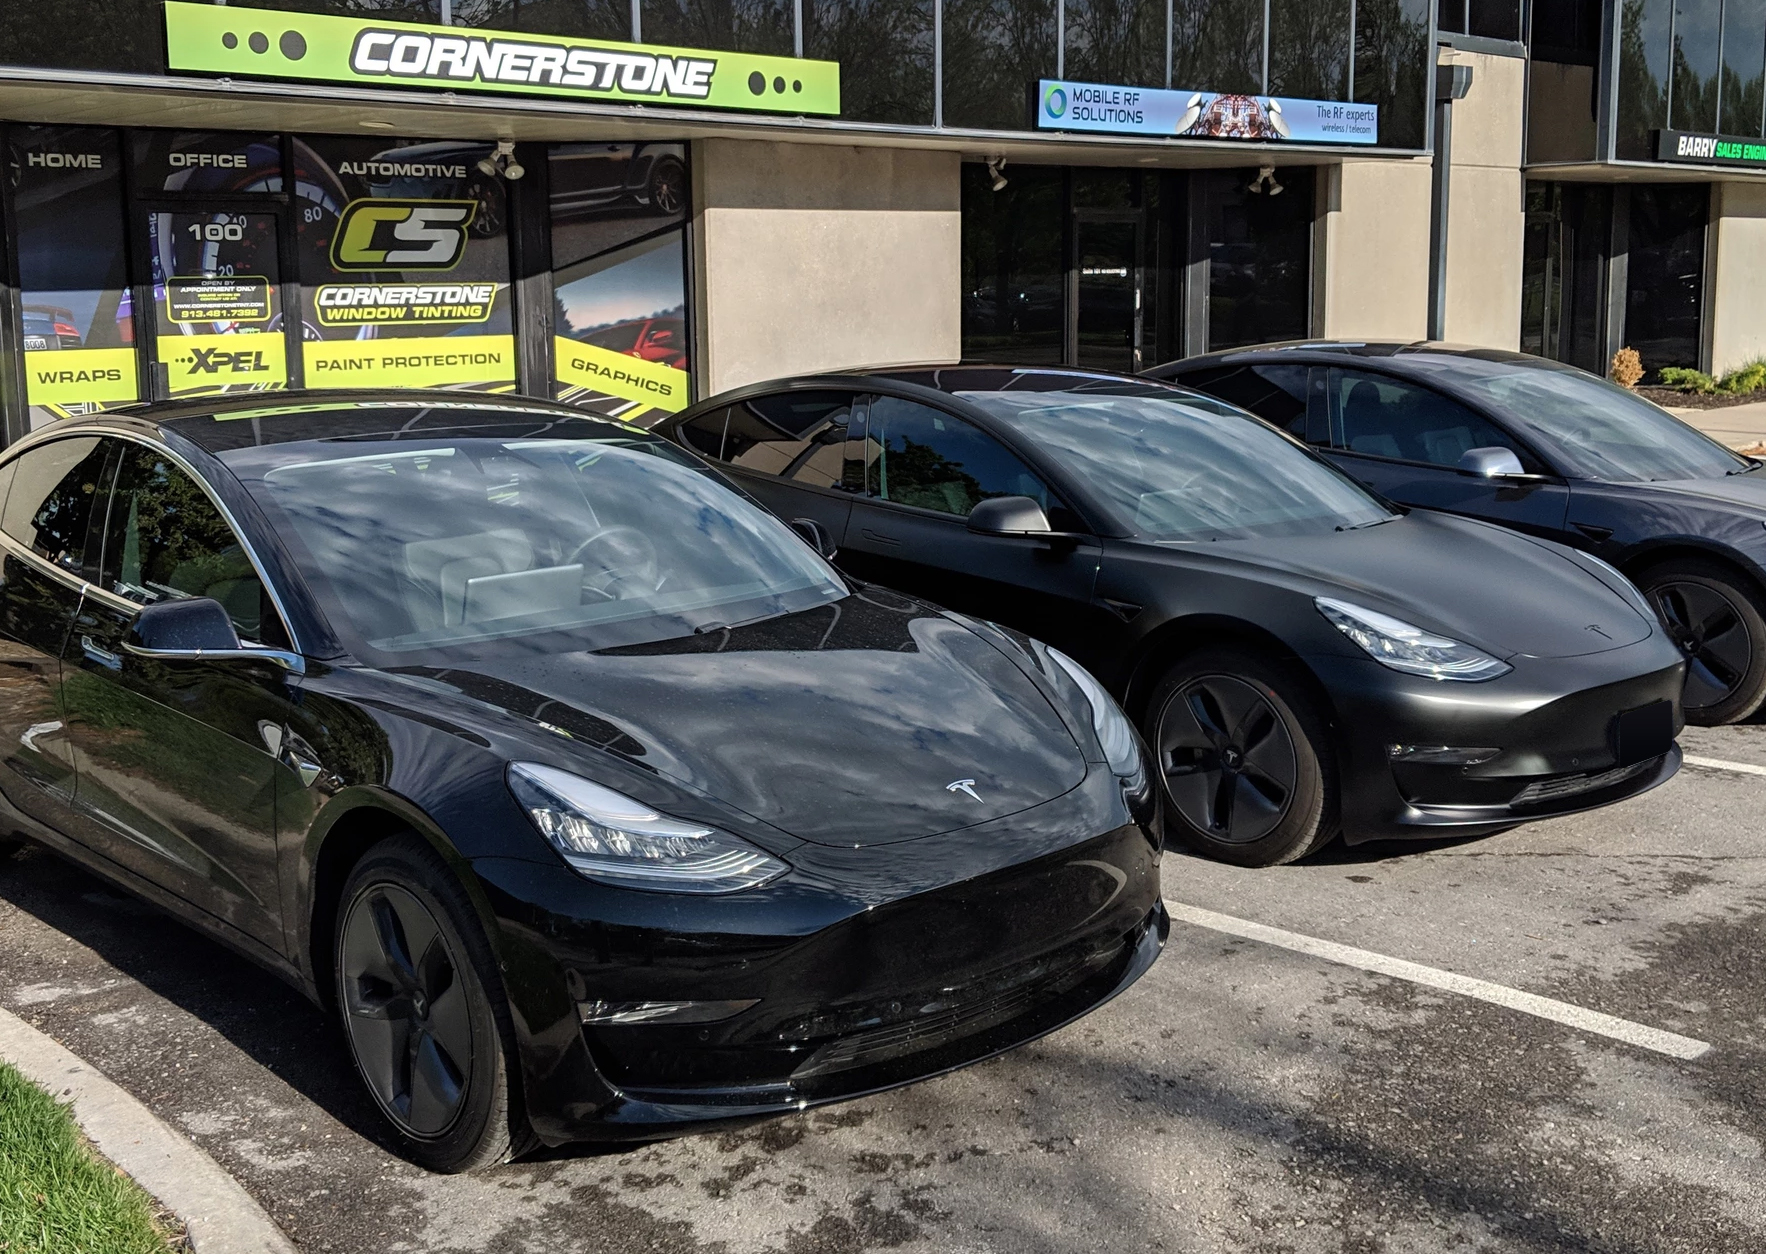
[
  {"left": 163, "top": 1, "right": 840, "bottom": 115},
  {"left": 1037, "top": 80, "right": 1378, "bottom": 144}
]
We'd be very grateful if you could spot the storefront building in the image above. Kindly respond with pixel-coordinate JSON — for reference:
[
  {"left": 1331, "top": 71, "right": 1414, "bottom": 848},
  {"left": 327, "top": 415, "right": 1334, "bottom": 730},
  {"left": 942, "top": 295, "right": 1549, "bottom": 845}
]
[{"left": 0, "top": 0, "right": 1758, "bottom": 442}]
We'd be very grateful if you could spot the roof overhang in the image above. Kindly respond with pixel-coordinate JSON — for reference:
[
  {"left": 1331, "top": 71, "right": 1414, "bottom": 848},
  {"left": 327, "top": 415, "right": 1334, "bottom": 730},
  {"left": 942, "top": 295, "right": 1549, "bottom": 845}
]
[
  {"left": 0, "top": 64, "right": 1428, "bottom": 170},
  {"left": 1524, "top": 158, "right": 1766, "bottom": 184}
]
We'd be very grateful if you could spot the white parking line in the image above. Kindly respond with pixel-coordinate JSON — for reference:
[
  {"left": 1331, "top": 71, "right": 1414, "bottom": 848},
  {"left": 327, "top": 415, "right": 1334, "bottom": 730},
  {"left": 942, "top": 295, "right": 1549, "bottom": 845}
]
[
  {"left": 1684, "top": 754, "right": 1766, "bottom": 778},
  {"left": 1165, "top": 901, "right": 1712, "bottom": 1061}
]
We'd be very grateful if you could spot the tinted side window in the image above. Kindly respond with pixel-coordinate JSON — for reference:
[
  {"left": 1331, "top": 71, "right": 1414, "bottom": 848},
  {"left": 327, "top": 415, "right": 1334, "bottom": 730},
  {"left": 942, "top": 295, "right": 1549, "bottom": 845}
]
[
  {"left": 1181, "top": 364, "right": 1312, "bottom": 438},
  {"left": 0, "top": 437, "right": 107, "bottom": 574},
  {"left": 674, "top": 406, "right": 728, "bottom": 460},
  {"left": 95, "top": 444, "right": 286, "bottom": 647},
  {"left": 1326, "top": 369, "right": 1532, "bottom": 469},
  {"left": 723, "top": 392, "right": 856, "bottom": 489},
  {"left": 868, "top": 397, "right": 1052, "bottom": 518}
]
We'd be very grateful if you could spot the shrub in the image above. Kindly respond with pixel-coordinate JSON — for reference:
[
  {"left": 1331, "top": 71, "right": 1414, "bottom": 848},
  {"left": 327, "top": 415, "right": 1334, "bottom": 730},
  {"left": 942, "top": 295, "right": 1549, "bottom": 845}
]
[
  {"left": 1609, "top": 347, "right": 1643, "bottom": 389},
  {"left": 1718, "top": 359, "right": 1766, "bottom": 395},
  {"left": 1658, "top": 366, "right": 1716, "bottom": 393}
]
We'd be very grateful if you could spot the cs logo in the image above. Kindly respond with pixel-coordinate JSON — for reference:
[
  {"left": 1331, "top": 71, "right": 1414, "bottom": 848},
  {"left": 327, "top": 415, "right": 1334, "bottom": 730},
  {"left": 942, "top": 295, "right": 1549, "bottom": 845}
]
[{"left": 330, "top": 199, "right": 476, "bottom": 271}]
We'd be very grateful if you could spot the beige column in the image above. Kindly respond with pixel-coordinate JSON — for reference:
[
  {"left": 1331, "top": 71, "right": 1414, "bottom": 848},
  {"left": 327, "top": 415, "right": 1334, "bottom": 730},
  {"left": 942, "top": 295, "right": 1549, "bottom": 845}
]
[
  {"left": 692, "top": 139, "right": 962, "bottom": 395},
  {"left": 1437, "top": 47, "right": 1526, "bottom": 349},
  {"left": 1314, "top": 158, "right": 1433, "bottom": 339},
  {"left": 1707, "top": 181, "right": 1766, "bottom": 377}
]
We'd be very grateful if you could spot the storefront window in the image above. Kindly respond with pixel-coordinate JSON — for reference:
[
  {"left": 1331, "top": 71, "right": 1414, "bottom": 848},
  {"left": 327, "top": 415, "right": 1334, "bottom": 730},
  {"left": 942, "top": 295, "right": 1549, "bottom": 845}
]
[
  {"left": 1721, "top": 0, "right": 1766, "bottom": 135},
  {"left": 294, "top": 136, "right": 516, "bottom": 392},
  {"left": 0, "top": 2, "right": 163, "bottom": 76},
  {"left": 1172, "top": 0, "right": 1265, "bottom": 95},
  {"left": 1672, "top": 0, "right": 1722, "bottom": 132},
  {"left": 1269, "top": 0, "right": 1352, "bottom": 100},
  {"left": 1617, "top": 0, "right": 1673, "bottom": 159},
  {"left": 960, "top": 164, "right": 1065, "bottom": 363},
  {"left": 640, "top": 0, "right": 795, "bottom": 53},
  {"left": 1203, "top": 167, "right": 1312, "bottom": 351},
  {"left": 1065, "top": 0, "right": 1167, "bottom": 89},
  {"left": 806, "top": 0, "right": 935, "bottom": 124},
  {"left": 1438, "top": 0, "right": 1521, "bottom": 41},
  {"left": 942, "top": 0, "right": 1057, "bottom": 129},
  {"left": 1626, "top": 184, "right": 1707, "bottom": 375},
  {"left": 549, "top": 144, "right": 692, "bottom": 423},
  {"left": 1353, "top": 0, "right": 1431, "bottom": 150},
  {"left": 6, "top": 125, "right": 139, "bottom": 429}
]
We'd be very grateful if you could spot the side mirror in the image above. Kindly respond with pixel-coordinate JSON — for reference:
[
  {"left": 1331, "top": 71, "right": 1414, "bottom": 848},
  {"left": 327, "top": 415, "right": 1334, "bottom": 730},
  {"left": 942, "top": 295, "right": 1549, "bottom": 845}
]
[
  {"left": 1458, "top": 446, "right": 1527, "bottom": 478},
  {"left": 124, "top": 598, "right": 304, "bottom": 673},
  {"left": 788, "top": 517, "right": 838, "bottom": 560},
  {"left": 967, "top": 495, "right": 1053, "bottom": 536}
]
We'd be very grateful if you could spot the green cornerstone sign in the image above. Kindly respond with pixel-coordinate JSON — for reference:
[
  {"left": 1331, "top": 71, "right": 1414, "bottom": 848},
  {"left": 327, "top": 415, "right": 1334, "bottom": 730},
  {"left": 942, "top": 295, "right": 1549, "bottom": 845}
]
[{"left": 163, "top": 2, "right": 841, "bottom": 115}]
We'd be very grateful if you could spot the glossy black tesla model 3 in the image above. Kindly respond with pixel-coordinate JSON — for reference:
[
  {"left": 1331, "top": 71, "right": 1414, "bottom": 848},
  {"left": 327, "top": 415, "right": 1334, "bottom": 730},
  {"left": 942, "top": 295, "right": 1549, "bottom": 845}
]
[
  {"left": 654, "top": 367, "right": 1686, "bottom": 868},
  {"left": 1152, "top": 343, "right": 1766, "bottom": 724},
  {"left": 0, "top": 394, "right": 1164, "bottom": 1171}
]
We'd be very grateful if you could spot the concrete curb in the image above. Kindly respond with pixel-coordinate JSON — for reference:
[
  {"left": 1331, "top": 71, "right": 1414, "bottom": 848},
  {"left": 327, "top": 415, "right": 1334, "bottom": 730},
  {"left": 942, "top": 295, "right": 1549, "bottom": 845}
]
[{"left": 0, "top": 1003, "right": 300, "bottom": 1253}]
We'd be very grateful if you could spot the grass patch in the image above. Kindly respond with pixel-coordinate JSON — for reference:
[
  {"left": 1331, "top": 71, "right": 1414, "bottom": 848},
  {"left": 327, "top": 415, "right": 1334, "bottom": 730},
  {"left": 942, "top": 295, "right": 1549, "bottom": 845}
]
[{"left": 0, "top": 1061, "right": 180, "bottom": 1254}]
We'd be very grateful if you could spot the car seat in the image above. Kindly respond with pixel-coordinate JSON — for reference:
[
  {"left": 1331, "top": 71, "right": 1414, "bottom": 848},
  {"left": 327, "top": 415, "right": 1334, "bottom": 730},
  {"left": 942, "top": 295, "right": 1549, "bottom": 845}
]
[{"left": 1342, "top": 381, "right": 1404, "bottom": 459}]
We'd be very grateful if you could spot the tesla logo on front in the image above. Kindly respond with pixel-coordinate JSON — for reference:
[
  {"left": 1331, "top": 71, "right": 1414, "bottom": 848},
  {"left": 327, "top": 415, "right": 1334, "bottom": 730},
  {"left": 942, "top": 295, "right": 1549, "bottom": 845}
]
[
  {"left": 1587, "top": 623, "right": 1612, "bottom": 639},
  {"left": 946, "top": 778, "right": 983, "bottom": 802},
  {"left": 330, "top": 199, "right": 476, "bottom": 270}
]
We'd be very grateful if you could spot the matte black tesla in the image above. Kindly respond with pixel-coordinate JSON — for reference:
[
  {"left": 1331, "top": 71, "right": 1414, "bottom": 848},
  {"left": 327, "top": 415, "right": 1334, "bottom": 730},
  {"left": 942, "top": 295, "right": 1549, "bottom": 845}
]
[
  {"left": 1152, "top": 342, "right": 1766, "bottom": 724},
  {"left": 0, "top": 394, "right": 1164, "bottom": 1171},
  {"left": 653, "top": 368, "right": 1686, "bottom": 869}
]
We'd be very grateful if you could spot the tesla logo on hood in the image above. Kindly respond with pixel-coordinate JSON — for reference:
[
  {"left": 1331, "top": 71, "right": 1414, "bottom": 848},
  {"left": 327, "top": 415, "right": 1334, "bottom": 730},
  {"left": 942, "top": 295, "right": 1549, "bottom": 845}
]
[
  {"left": 1586, "top": 623, "right": 1612, "bottom": 639},
  {"left": 946, "top": 778, "right": 983, "bottom": 802}
]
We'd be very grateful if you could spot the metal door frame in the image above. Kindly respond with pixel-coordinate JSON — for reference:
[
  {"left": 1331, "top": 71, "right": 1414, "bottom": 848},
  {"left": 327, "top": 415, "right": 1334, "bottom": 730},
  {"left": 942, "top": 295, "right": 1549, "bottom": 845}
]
[{"left": 1068, "top": 207, "right": 1146, "bottom": 370}]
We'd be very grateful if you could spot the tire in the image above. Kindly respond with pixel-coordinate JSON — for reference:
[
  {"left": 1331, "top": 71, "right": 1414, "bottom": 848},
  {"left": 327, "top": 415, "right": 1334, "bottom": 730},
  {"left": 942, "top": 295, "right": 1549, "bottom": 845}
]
[
  {"left": 646, "top": 158, "right": 686, "bottom": 216},
  {"left": 1638, "top": 559, "right": 1766, "bottom": 725},
  {"left": 334, "top": 835, "right": 528, "bottom": 1172},
  {"left": 1142, "top": 648, "right": 1337, "bottom": 867}
]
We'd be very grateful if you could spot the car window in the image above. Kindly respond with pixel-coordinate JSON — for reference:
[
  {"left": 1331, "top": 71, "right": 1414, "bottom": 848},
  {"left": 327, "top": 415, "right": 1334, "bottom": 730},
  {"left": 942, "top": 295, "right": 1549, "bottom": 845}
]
[
  {"left": 1181, "top": 364, "right": 1314, "bottom": 439},
  {"left": 673, "top": 406, "right": 728, "bottom": 460},
  {"left": 724, "top": 391, "right": 858, "bottom": 490},
  {"left": 233, "top": 435, "right": 846, "bottom": 660},
  {"left": 94, "top": 443, "right": 288, "bottom": 648},
  {"left": 0, "top": 437, "right": 108, "bottom": 576},
  {"left": 866, "top": 396, "right": 1053, "bottom": 518},
  {"left": 1326, "top": 368, "right": 1534, "bottom": 470}
]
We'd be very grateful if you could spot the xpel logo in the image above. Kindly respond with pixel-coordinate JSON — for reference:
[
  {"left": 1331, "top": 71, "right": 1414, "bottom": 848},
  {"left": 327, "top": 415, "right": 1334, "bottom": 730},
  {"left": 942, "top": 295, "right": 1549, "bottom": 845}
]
[
  {"left": 331, "top": 199, "right": 477, "bottom": 271},
  {"left": 180, "top": 346, "right": 273, "bottom": 375}
]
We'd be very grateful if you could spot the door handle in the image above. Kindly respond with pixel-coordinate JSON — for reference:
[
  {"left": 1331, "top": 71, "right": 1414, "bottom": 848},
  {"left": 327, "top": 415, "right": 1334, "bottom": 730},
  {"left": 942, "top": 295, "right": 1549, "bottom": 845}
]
[
  {"left": 80, "top": 636, "right": 121, "bottom": 671},
  {"left": 860, "top": 528, "right": 901, "bottom": 546}
]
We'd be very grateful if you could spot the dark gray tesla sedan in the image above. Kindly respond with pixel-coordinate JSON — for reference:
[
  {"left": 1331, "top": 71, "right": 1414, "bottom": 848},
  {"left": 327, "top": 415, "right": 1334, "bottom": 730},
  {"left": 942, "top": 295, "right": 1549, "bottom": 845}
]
[
  {"left": 654, "top": 366, "right": 1687, "bottom": 868},
  {"left": 1152, "top": 342, "right": 1766, "bottom": 725}
]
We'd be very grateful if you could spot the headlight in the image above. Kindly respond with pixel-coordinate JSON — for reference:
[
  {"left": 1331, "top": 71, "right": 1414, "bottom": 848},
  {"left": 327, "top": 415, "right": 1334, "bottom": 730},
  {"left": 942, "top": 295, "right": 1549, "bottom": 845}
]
[
  {"left": 1045, "top": 647, "right": 1146, "bottom": 784},
  {"left": 1315, "top": 597, "right": 1511, "bottom": 682},
  {"left": 507, "top": 763, "right": 788, "bottom": 894}
]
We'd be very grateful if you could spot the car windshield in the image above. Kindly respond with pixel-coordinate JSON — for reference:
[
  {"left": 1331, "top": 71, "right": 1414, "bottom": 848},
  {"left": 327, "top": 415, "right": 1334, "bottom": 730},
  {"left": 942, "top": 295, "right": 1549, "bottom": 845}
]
[
  {"left": 1458, "top": 367, "right": 1751, "bottom": 482},
  {"left": 963, "top": 390, "right": 1395, "bottom": 540},
  {"left": 225, "top": 430, "right": 846, "bottom": 661}
]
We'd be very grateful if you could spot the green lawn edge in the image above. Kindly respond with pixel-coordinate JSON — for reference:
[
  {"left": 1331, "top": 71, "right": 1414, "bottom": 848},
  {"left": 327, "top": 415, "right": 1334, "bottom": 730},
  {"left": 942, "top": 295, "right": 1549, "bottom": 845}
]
[{"left": 0, "top": 1059, "right": 180, "bottom": 1254}]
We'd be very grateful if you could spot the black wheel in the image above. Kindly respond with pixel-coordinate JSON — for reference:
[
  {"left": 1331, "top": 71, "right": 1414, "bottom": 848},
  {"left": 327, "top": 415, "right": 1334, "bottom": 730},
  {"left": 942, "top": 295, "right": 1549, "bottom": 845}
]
[
  {"left": 1144, "top": 648, "right": 1336, "bottom": 867},
  {"left": 646, "top": 158, "right": 686, "bottom": 216},
  {"left": 335, "top": 835, "right": 526, "bottom": 1172},
  {"left": 1639, "top": 559, "right": 1766, "bottom": 725}
]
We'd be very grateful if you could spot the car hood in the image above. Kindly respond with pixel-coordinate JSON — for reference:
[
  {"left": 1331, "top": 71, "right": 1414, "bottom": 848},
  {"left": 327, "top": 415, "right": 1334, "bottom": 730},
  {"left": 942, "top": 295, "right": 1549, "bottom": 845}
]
[
  {"left": 380, "top": 588, "right": 1088, "bottom": 847},
  {"left": 1180, "top": 510, "right": 1655, "bottom": 659},
  {"left": 1625, "top": 470, "right": 1766, "bottom": 514}
]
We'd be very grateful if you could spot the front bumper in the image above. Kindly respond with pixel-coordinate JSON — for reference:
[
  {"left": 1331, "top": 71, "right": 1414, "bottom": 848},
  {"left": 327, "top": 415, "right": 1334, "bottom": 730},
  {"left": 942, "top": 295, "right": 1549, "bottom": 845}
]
[
  {"left": 472, "top": 766, "right": 1163, "bottom": 1144},
  {"left": 1309, "top": 639, "right": 1686, "bottom": 842}
]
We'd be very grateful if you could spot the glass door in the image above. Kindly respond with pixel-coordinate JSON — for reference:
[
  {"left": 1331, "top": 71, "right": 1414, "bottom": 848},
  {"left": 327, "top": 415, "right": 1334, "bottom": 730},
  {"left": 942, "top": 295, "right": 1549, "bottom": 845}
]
[
  {"left": 144, "top": 207, "right": 290, "bottom": 398},
  {"left": 1073, "top": 215, "right": 1142, "bottom": 372}
]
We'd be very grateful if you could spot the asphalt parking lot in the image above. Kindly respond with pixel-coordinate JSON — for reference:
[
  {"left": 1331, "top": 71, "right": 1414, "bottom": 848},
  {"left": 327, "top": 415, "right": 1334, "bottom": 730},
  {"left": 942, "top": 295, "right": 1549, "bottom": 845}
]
[{"left": 1, "top": 722, "right": 1763, "bottom": 1254}]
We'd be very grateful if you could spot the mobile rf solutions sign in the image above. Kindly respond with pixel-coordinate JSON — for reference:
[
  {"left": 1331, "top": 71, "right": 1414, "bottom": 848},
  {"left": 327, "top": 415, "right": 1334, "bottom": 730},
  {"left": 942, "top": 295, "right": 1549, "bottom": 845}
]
[
  {"left": 1037, "top": 80, "right": 1377, "bottom": 144},
  {"left": 163, "top": 2, "right": 840, "bottom": 115}
]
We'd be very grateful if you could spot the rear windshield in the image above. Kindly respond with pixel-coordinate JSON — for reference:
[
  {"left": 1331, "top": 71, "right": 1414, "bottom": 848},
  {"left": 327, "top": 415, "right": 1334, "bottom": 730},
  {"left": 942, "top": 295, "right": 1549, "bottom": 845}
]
[
  {"left": 222, "top": 430, "right": 845, "bottom": 663},
  {"left": 963, "top": 390, "right": 1394, "bottom": 540}
]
